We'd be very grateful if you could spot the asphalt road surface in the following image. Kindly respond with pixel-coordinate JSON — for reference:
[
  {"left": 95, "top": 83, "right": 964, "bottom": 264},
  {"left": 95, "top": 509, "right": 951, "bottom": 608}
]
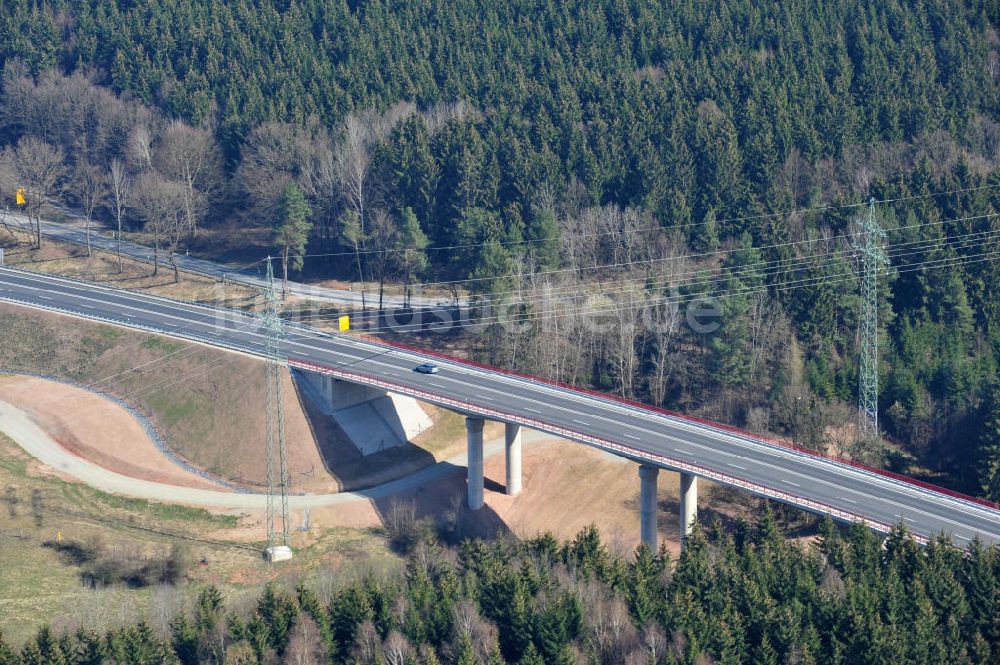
[
  {"left": 1, "top": 266, "right": 998, "bottom": 545},
  {"left": 7, "top": 210, "right": 450, "bottom": 307}
]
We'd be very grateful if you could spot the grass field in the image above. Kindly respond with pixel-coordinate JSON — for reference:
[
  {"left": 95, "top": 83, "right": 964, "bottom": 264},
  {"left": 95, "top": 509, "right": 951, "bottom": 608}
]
[
  {"left": 0, "top": 430, "right": 402, "bottom": 645},
  {"left": 0, "top": 226, "right": 588, "bottom": 644},
  {"left": 0, "top": 431, "right": 245, "bottom": 643}
]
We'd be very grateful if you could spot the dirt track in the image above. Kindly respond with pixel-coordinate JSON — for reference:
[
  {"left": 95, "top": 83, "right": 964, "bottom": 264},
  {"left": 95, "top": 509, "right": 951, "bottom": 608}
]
[
  {"left": 0, "top": 393, "right": 538, "bottom": 509},
  {"left": 0, "top": 375, "right": 222, "bottom": 490},
  {"left": 1, "top": 375, "right": 701, "bottom": 550}
]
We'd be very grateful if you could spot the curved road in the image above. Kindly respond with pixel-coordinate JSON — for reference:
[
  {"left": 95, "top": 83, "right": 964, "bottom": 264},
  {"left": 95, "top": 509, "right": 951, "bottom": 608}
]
[
  {"left": 0, "top": 397, "right": 534, "bottom": 508},
  {"left": 0, "top": 267, "right": 998, "bottom": 545}
]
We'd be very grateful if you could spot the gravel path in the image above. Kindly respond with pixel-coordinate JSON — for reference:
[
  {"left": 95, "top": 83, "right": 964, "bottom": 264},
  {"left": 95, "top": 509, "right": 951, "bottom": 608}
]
[{"left": 0, "top": 398, "right": 541, "bottom": 509}]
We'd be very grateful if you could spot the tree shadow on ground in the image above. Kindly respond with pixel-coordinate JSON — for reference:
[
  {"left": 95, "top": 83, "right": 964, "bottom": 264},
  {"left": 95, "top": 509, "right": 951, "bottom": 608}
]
[
  {"left": 622, "top": 482, "right": 821, "bottom": 544},
  {"left": 370, "top": 467, "right": 513, "bottom": 553}
]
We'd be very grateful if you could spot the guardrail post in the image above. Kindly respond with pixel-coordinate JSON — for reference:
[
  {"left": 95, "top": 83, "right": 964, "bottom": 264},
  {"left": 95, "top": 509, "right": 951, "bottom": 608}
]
[
  {"left": 466, "top": 417, "right": 485, "bottom": 510},
  {"left": 505, "top": 423, "right": 522, "bottom": 496},
  {"left": 639, "top": 465, "right": 659, "bottom": 550},
  {"left": 680, "top": 472, "right": 697, "bottom": 542}
]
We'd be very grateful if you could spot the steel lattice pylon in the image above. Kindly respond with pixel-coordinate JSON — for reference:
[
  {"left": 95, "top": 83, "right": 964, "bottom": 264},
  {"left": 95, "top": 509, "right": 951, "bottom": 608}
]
[
  {"left": 854, "top": 199, "right": 887, "bottom": 437},
  {"left": 262, "top": 257, "right": 290, "bottom": 549}
]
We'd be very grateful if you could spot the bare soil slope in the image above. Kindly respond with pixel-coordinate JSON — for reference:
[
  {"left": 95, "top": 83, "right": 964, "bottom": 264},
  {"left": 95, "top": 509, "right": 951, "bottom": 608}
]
[
  {"left": 0, "top": 375, "right": 220, "bottom": 490},
  {"left": 0, "top": 303, "right": 466, "bottom": 493}
]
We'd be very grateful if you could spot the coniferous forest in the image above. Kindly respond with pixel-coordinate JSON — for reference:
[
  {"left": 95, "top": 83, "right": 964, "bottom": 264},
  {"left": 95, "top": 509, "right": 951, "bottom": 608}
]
[
  {"left": 1, "top": 3, "right": 1000, "bottom": 660},
  {"left": 2, "top": 520, "right": 1000, "bottom": 665},
  {"left": 0, "top": 0, "right": 1000, "bottom": 486},
  {"left": 2, "top": 1, "right": 998, "bottom": 497}
]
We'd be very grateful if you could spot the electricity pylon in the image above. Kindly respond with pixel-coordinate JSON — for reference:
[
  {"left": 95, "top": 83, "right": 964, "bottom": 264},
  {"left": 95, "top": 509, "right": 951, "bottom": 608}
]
[
  {"left": 262, "top": 257, "right": 290, "bottom": 551},
  {"left": 854, "top": 198, "right": 887, "bottom": 437}
]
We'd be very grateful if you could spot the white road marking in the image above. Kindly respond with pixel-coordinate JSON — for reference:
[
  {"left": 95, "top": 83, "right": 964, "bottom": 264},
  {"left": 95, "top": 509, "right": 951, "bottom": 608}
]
[
  {"left": 728, "top": 463, "right": 748, "bottom": 470},
  {"left": 674, "top": 448, "right": 695, "bottom": 455},
  {"left": 625, "top": 434, "right": 641, "bottom": 440},
  {"left": 839, "top": 496, "right": 858, "bottom": 504},
  {"left": 784, "top": 480, "right": 801, "bottom": 488},
  {"left": 6, "top": 270, "right": 1000, "bottom": 542}
]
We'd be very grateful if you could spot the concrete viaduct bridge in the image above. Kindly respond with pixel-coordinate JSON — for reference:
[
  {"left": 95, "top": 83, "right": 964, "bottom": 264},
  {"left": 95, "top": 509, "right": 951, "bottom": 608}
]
[
  {"left": 1, "top": 267, "right": 999, "bottom": 550},
  {"left": 297, "top": 367, "right": 692, "bottom": 550}
]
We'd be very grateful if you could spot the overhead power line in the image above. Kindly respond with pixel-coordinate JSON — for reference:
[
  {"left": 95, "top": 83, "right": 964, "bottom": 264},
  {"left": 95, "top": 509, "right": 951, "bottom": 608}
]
[
  {"left": 338, "top": 211, "right": 998, "bottom": 295},
  {"left": 292, "top": 221, "right": 1000, "bottom": 324},
  {"left": 286, "top": 181, "right": 1000, "bottom": 261},
  {"left": 313, "top": 248, "right": 1000, "bottom": 336}
]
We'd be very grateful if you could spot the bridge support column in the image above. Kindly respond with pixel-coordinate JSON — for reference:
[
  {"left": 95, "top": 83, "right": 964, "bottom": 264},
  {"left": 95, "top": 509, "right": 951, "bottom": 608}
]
[
  {"left": 680, "top": 472, "right": 698, "bottom": 541},
  {"left": 466, "top": 417, "right": 485, "bottom": 510},
  {"left": 505, "top": 423, "right": 522, "bottom": 496},
  {"left": 639, "top": 465, "right": 659, "bottom": 550}
]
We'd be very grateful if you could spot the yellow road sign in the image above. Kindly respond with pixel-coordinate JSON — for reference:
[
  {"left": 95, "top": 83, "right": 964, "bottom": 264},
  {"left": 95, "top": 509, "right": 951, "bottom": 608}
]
[
  {"left": 338, "top": 315, "right": 350, "bottom": 331},
  {"left": 15, "top": 188, "right": 26, "bottom": 205}
]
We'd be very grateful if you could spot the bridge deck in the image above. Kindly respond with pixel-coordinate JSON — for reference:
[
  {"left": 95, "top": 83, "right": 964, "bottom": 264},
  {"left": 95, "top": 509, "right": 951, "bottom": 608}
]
[{"left": 1, "top": 267, "right": 998, "bottom": 545}]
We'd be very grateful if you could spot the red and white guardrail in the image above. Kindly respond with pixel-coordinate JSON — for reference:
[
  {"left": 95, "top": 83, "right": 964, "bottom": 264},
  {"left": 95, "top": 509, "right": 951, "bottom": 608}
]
[{"left": 289, "top": 357, "right": 924, "bottom": 543}]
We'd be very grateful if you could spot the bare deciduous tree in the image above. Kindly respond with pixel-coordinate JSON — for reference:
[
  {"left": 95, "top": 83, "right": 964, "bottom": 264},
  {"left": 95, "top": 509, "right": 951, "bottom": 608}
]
[
  {"left": 225, "top": 642, "right": 257, "bottom": 665},
  {"left": 351, "top": 620, "right": 382, "bottom": 665},
  {"left": 340, "top": 210, "right": 367, "bottom": 310},
  {"left": 336, "top": 114, "right": 374, "bottom": 232},
  {"left": 128, "top": 124, "right": 155, "bottom": 172},
  {"left": 155, "top": 120, "right": 224, "bottom": 236},
  {"left": 586, "top": 592, "right": 638, "bottom": 664},
  {"left": 133, "top": 172, "right": 188, "bottom": 281},
  {"left": 283, "top": 615, "right": 323, "bottom": 665},
  {"left": 1, "top": 65, "right": 154, "bottom": 168},
  {"left": 74, "top": 160, "right": 106, "bottom": 257},
  {"left": 449, "top": 600, "right": 501, "bottom": 665},
  {"left": 299, "top": 136, "right": 340, "bottom": 240},
  {"left": 645, "top": 299, "right": 682, "bottom": 407},
  {"left": 606, "top": 289, "right": 642, "bottom": 398},
  {"left": 641, "top": 622, "right": 668, "bottom": 665},
  {"left": 0, "top": 136, "right": 65, "bottom": 248},
  {"left": 382, "top": 630, "right": 413, "bottom": 665},
  {"left": 368, "top": 209, "right": 398, "bottom": 311},
  {"left": 108, "top": 159, "right": 131, "bottom": 272},
  {"left": 236, "top": 122, "right": 315, "bottom": 225},
  {"left": 328, "top": 108, "right": 421, "bottom": 308},
  {"left": 422, "top": 99, "right": 471, "bottom": 134}
]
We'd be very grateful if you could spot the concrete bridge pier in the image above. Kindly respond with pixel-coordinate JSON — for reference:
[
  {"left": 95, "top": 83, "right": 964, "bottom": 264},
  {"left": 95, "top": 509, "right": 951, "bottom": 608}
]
[
  {"left": 639, "top": 465, "right": 659, "bottom": 550},
  {"left": 505, "top": 423, "right": 522, "bottom": 496},
  {"left": 680, "top": 472, "right": 698, "bottom": 540},
  {"left": 466, "top": 417, "right": 485, "bottom": 510}
]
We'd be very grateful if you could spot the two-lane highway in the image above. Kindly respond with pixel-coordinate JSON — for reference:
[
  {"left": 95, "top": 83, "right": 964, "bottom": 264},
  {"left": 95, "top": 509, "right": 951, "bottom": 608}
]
[
  {"left": 9, "top": 211, "right": 452, "bottom": 307},
  {"left": 1, "top": 267, "right": 998, "bottom": 545}
]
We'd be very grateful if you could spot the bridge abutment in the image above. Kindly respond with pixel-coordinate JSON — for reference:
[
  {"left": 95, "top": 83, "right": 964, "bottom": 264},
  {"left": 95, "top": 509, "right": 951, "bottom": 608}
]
[
  {"left": 466, "top": 417, "right": 485, "bottom": 510},
  {"left": 505, "top": 423, "right": 522, "bottom": 496},
  {"left": 639, "top": 464, "right": 659, "bottom": 550},
  {"left": 294, "top": 370, "right": 433, "bottom": 455},
  {"left": 680, "top": 472, "right": 698, "bottom": 540}
]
